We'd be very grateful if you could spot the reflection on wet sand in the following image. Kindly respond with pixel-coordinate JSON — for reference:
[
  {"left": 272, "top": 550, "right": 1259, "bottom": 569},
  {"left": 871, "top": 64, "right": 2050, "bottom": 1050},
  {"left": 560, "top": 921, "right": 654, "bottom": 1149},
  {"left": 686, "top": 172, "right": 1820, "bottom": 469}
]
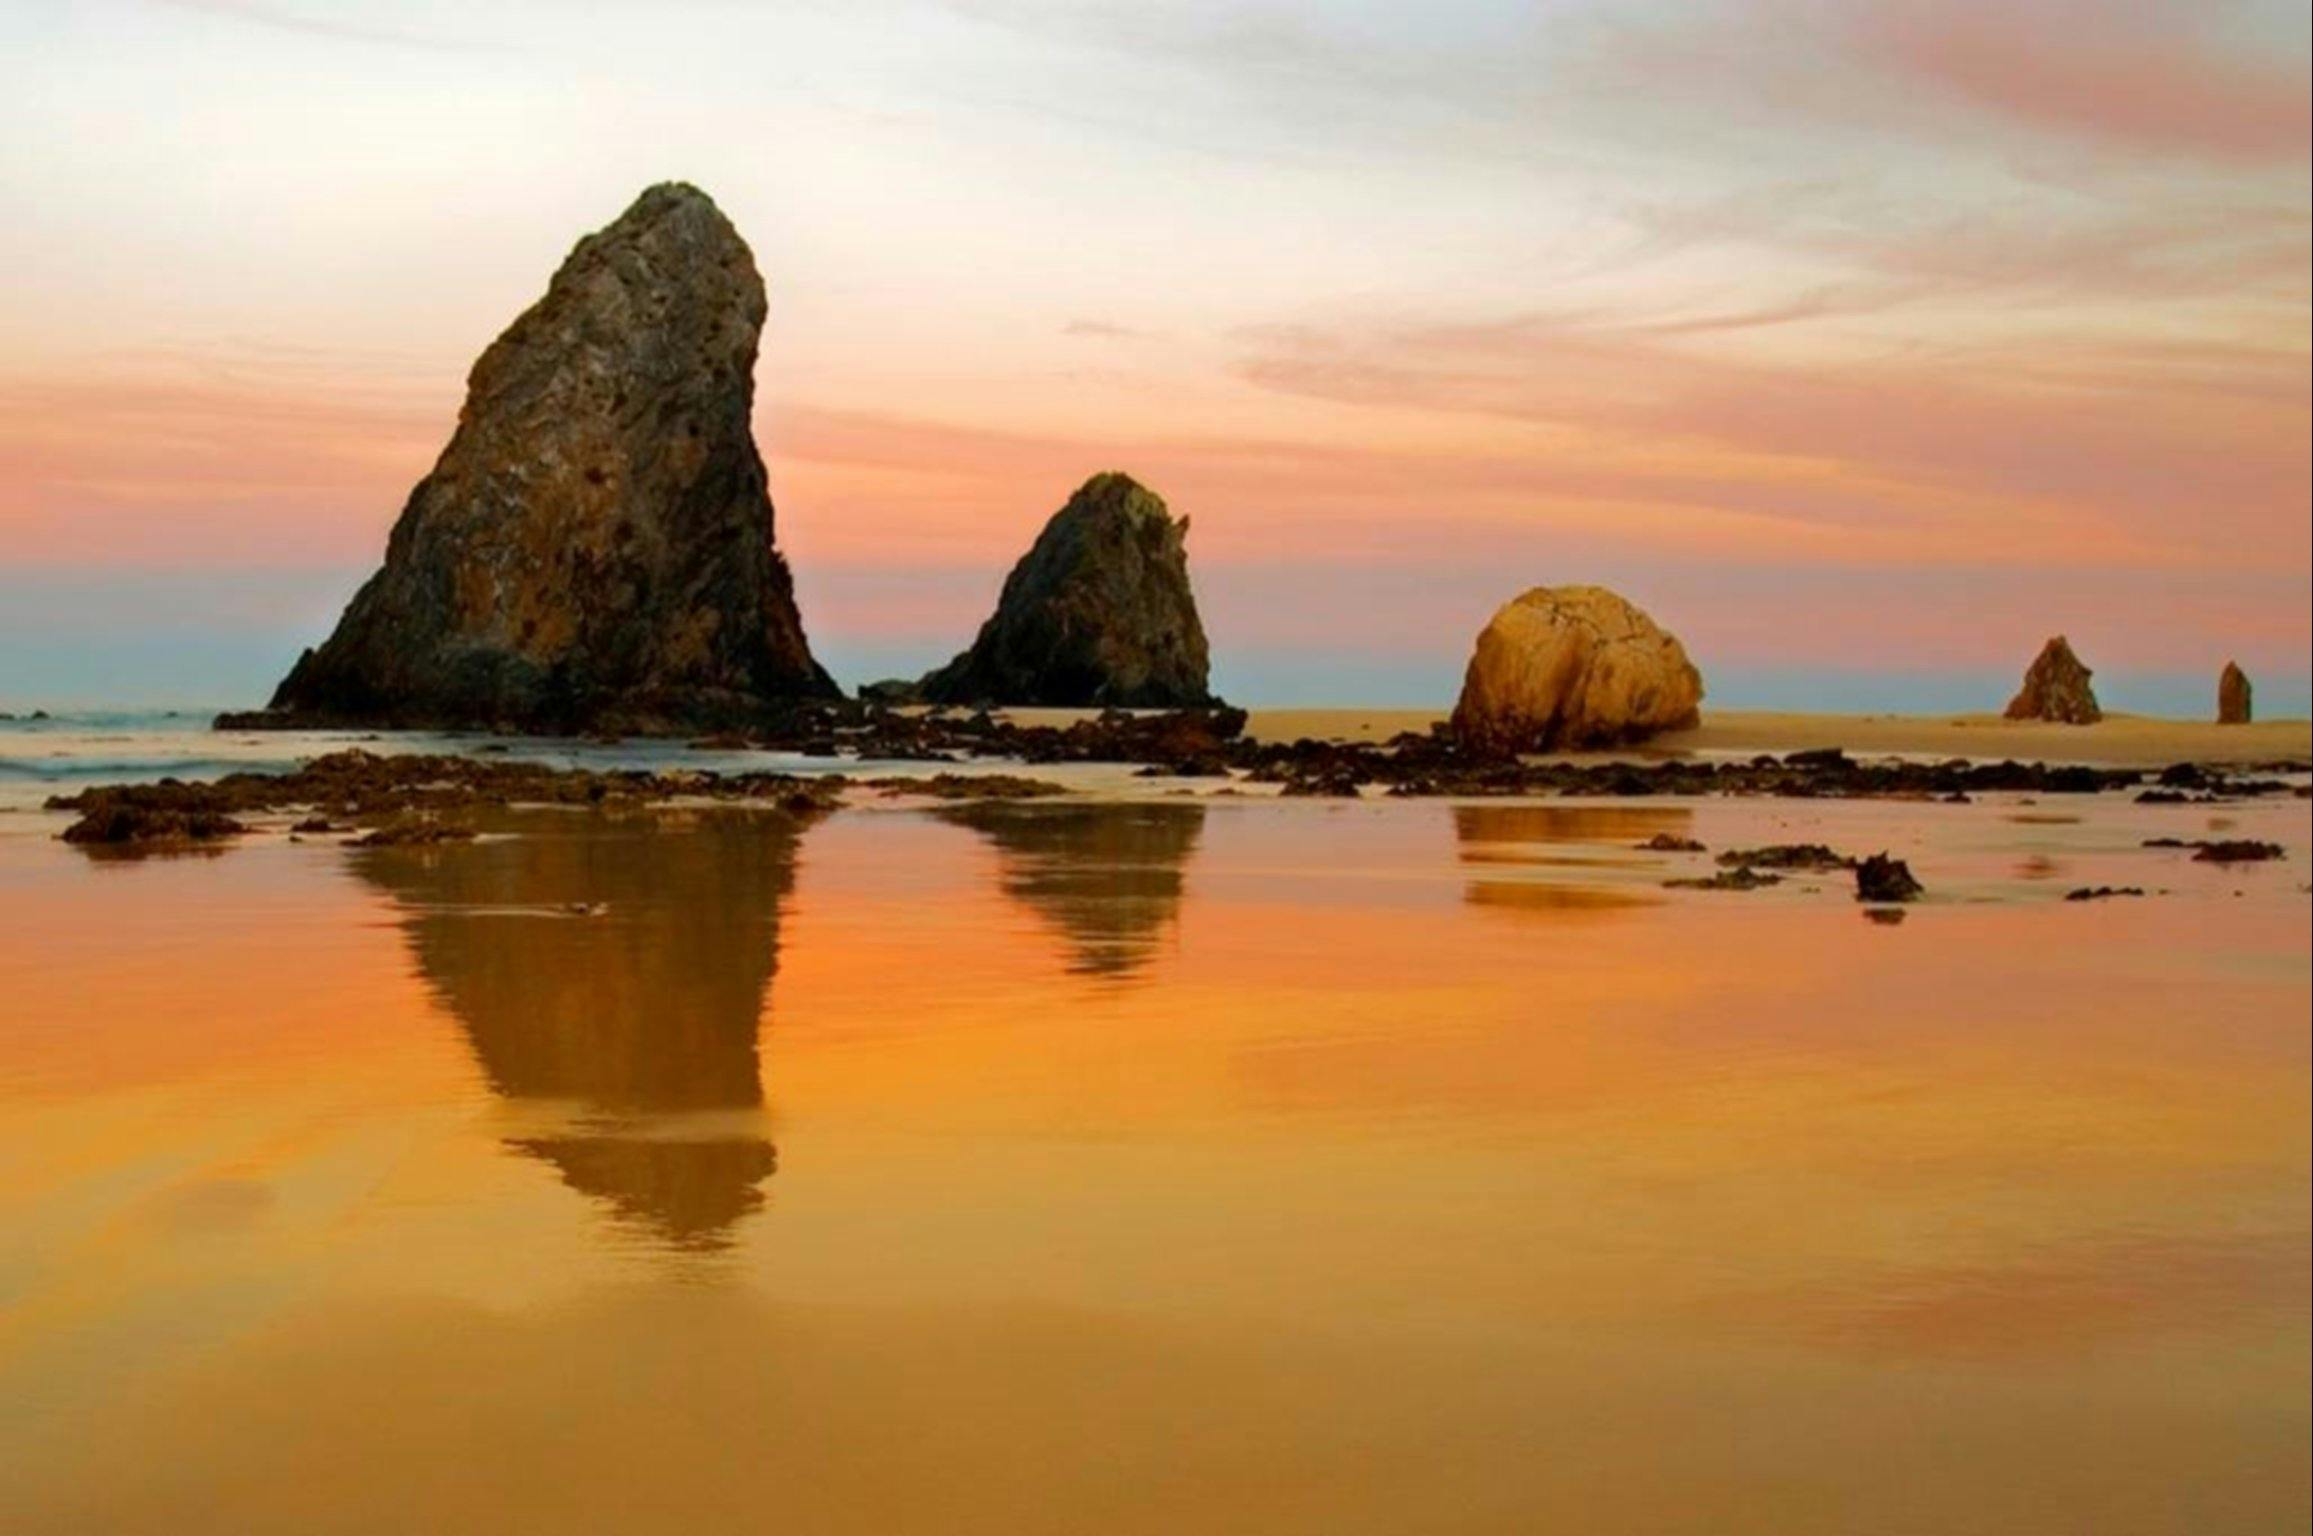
[
  {"left": 355, "top": 808, "right": 811, "bottom": 1249},
  {"left": 2, "top": 788, "right": 2308, "bottom": 1535},
  {"left": 1463, "top": 882, "right": 1660, "bottom": 914},
  {"left": 1453, "top": 804, "right": 1698, "bottom": 848},
  {"left": 1453, "top": 803, "right": 1690, "bottom": 913},
  {"left": 937, "top": 801, "right": 1205, "bottom": 979}
]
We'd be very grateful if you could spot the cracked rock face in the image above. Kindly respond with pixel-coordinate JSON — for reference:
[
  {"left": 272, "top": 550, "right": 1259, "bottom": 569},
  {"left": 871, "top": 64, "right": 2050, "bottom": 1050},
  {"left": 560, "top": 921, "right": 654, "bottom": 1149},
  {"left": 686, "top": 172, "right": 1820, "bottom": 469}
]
[
  {"left": 2003, "top": 636, "right": 2101, "bottom": 725},
  {"left": 1449, "top": 585, "right": 1704, "bottom": 754},
  {"left": 264, "top": 182, "right": 834, "bottom": 731},
  {"left": 917, "top": 473, "right": 1217, "bottom": 709},
  {"left": 2218, "top": 661, "right": 2253, "bottom": 725}
]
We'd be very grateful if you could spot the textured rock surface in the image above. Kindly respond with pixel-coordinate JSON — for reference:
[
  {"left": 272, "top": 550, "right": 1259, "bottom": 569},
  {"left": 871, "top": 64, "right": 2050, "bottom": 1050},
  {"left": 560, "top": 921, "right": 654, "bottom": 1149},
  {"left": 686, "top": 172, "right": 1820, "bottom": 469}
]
[
  {"left": 2004, "top": 637, "right": 2101, "bottom": 724},
  {"left": 918, "top": 473, "right": 1216, "bottom": 708},
  {"left": 2218, "top": 661, "right": 2253, "bottom": 724},
  {"left": 1854, "top": 853, "right": 1925, "bottom": 903},
  {"left": 1448, "top": 586, "right": 1703, "bottom": 754},
  {"left": 261, "top": 182, "right": 833, "bottom": 731}
]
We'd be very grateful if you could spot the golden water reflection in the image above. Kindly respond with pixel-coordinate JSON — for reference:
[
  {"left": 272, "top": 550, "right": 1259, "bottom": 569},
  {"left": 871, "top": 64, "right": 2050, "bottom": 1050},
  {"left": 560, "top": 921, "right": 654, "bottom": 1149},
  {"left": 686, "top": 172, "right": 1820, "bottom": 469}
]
[
  {"left": 0, "top": 791, "right": 2306, "bottom": 1535},
  {"left": 1452, "top": 803, "right": 1698, "bottom": 847},
  {"left": 1453, "top": 801, "right": 1691, "bottom": 912},
  {"left": 937, "top": 800, "right": 1205, "bottom": 978},
  {"left": 354, "top": 808, "right": 809, "bottom": 1249}
]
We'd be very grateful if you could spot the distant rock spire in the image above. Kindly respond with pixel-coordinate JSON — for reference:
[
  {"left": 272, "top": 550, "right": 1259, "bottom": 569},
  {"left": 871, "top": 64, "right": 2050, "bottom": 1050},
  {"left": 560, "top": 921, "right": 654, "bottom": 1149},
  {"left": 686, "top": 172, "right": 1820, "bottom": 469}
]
[
  {"left": 2217, "top": 661, "right": 2253, "bottom": 724},
  {"left": 2004, "top": 636, "right": 2101, "bottom": 724}
]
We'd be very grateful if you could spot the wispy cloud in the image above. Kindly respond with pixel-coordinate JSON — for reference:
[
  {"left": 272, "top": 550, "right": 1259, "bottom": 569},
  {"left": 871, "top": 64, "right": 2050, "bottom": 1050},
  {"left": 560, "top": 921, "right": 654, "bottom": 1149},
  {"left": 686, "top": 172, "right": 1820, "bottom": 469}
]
[
  {"left": 1230, "top": 303, "right": 2307, "bottom": 569},
  {"left": 1061, "top": 318, "right": 1152, "bottom": 341},
  {"left": 1580, "top": 0, "right": 2310, "bottom": 172},
  {"left": 1856, "top": 1, "right": 2312, "bottom": 165},
  {"left": 139, "top": 0, "right": 490, "bottom": 52}
]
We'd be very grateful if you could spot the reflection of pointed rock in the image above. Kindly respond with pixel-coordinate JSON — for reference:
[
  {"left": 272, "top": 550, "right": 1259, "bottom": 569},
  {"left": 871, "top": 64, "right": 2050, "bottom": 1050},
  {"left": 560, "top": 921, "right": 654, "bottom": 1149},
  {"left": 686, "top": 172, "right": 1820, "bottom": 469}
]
[
  {"left": 938, "top": 801, "right": 1205, "bottom": 978},
  {"left": 354, "top": 808, "right": 810, "bottom": 1249},
  {"left": 506, "top": 1136, "right": 774, "bottom": 1244}
]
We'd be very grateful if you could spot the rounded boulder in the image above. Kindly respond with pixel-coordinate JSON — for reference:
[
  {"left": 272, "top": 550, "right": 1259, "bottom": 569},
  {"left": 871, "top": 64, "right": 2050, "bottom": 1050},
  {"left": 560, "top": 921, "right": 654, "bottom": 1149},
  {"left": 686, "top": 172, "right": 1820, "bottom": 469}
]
[{"left": 1449, "top": 586, "right": 1703, "bottom": 755}]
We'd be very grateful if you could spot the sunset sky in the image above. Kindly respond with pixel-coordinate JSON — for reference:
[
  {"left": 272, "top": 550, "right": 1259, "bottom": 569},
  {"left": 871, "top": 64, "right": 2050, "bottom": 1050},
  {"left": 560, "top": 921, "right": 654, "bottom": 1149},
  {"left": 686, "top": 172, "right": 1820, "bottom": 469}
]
[{"left": 2, "top": 0, "right": 2307, "bottom": 711}]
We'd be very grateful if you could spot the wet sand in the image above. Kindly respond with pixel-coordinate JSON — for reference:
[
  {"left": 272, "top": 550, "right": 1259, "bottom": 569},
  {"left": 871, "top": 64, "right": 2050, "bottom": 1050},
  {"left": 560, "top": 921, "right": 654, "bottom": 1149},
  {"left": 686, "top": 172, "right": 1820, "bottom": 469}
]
[
  {"left": 1, "top": 787, "right": 2306, "bottom": 1534},
  {"left": 1180, "top": 708, "right": 2310, "bottom": 765}
]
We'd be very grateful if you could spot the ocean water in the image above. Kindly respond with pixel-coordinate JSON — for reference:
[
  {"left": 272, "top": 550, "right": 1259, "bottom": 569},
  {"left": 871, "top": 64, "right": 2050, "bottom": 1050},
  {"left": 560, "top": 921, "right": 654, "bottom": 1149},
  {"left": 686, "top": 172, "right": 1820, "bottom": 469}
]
[
  {"left": 0, "top": 776, "right": 2306, "bottom": 1534},
  {"left": 0, "top": 708, "right": 273, "bottom": 791},
  {"left": 0, "top": 709, "right": 1149, "bottom": 813}
]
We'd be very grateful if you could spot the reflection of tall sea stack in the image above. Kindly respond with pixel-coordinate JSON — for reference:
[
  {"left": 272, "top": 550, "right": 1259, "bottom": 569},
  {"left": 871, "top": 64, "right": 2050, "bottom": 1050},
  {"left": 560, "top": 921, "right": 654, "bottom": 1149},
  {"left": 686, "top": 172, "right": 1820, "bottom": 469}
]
[
  {"left": 2217, "top": 661, "right": 2253, "bottom": 725},
  {"left": 1450, "top": 585, "right": 1702, "bottom": 755},
  {"left": 918, "top": 473, "right": 1217, "bottom": 708},
  {"left": 254, "top": 183, "right": 834, "bottom": 732},
  {"left": 355, "top": 808, "right": 813, "bottom": 1249},
  {"left": 2004, "top": 636, "right": 2101, "bottom": 724}
]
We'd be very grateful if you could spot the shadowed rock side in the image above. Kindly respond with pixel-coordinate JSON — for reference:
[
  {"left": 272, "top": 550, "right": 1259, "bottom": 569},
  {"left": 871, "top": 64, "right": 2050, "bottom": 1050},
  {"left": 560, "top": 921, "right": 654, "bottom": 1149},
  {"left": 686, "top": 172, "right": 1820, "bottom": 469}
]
[
  {"left": 2004, "top": 636, "right": 2101, "bottom": 724},
  {"left": 354, "top": 807, "right": 813, "bottom": 1249},
  {"left": 261, "top": 183, "right": 834, "bottom": 732},
  {"left": 2218, "top": 661, "right": 2253, "bottom": 724},
  {"left": 1450, "top": 585, "right": 1703, "bottom": 755},
  {"left": 918, "top": 474, "right": 1217, "bottom": 708},
  {"left": 936, "top": 800, "right": 1206, "bottom": 978}
]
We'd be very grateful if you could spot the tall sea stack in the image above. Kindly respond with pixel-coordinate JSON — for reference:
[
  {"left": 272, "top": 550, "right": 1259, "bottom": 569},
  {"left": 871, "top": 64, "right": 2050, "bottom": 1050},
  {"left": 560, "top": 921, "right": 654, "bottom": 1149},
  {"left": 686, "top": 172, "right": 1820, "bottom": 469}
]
[
  {"left": 918, "top": 473, "right": 1217, "bottom": 708},
  {"left": 248, "top": 183, "right": 834, "bottom": 733}
]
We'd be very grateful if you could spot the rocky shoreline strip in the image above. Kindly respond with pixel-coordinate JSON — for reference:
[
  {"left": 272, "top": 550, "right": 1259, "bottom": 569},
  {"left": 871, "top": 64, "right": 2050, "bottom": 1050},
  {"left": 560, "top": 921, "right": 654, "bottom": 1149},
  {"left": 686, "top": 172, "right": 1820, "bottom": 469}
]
[
  {"left": 214, "top": 700, "right": 2313, "bottom": 797},
  {"left": 64, "top": 707, "right": 2313, "bottom": 851},
  {"left": 51, "top": 751, "right": 847, "bottom": 849}
]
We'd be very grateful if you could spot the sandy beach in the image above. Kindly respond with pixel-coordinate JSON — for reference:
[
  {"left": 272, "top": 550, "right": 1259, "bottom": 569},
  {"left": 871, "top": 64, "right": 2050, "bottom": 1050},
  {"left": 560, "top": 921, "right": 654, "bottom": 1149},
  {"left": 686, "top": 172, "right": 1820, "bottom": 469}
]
[{"left": 1184, "top": 707, "right": 2313, "bottom": 767}]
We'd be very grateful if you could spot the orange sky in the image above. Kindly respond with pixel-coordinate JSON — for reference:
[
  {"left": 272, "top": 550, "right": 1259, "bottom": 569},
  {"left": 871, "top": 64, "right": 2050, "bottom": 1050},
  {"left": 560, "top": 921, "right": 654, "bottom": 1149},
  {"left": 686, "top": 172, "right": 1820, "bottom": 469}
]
[{"left": 0, "top": 0, "right": 2305, "bottom": 708}]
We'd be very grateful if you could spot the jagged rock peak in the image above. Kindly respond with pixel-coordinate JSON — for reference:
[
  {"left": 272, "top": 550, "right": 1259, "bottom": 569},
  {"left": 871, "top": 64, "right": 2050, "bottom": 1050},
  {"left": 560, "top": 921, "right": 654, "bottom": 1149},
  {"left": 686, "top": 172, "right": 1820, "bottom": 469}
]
[
  {"left": 2003, "top": 636, "right": 2101, "bottom": 725},
  {"left": 248, "top": 181, "right": 834, "bottom": 733},
  {"left": 917, "top": 473, "right": 1218, "bottom": 709}
]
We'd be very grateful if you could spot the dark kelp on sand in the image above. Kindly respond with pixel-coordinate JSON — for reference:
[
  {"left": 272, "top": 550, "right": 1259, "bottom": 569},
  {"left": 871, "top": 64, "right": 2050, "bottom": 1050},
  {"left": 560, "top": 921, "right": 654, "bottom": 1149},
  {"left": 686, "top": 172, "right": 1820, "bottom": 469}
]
[
  {"left": 72, "top": 706, "right": 2313, "bottom": 872},
  {"left": 50, "top": 751, "right": 847, "bottom": 849}
]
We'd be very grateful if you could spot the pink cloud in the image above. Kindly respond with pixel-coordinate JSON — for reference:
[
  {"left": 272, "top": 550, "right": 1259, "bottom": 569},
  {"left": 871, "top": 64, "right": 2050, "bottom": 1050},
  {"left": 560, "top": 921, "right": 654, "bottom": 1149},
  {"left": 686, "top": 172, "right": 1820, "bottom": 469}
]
[
  {"left": 1230, "top": 308, "right": 2309, "bottom": 571},
  {"left": 1860, "top": 2, "right": 2312, "bottom": 165}
]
